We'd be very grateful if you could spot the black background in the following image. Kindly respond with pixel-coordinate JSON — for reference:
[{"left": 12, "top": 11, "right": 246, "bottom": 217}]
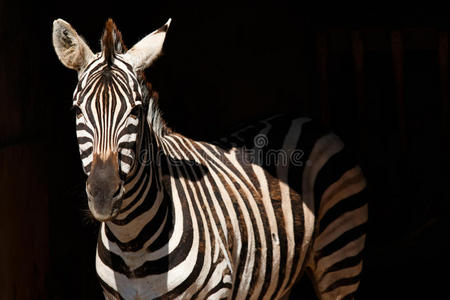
[{"left": 1, "top": 1, "right": 449, "bottom": 299}]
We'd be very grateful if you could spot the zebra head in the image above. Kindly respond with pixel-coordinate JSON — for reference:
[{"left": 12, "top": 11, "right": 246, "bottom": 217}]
[{"left": 52, "top": 18, "right": 170, "bottom": 221}]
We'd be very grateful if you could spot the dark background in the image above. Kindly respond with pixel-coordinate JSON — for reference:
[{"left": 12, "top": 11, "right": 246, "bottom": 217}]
[{"left": 1, "top": 1, "right": 449, "bottom": 299}]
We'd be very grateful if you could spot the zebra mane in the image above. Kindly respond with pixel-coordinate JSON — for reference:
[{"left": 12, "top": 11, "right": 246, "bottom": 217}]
[
  {"left": 101, "top": 19, "right": 126, "bottom": 65},
  {"left": 139, "top": 74, "right": 171, "bottom": 137}
]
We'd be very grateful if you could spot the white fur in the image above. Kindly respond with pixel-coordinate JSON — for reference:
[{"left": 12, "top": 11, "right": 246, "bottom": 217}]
[{"left": 124, "top": 19, "right": 171, "bottom": 72}]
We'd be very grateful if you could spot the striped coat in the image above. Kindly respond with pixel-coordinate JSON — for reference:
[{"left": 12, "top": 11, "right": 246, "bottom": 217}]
[
  {"left": 52, "top": 17, "right": 367, "bottom": 300},
  {"left": 97, "top": 114, "right": 367, "bottom": 300}
]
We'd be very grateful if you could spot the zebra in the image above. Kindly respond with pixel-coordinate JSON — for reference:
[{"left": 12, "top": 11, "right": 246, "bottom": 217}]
[{"left": 52, "top": 18, "right": 368, "bottom": 300}]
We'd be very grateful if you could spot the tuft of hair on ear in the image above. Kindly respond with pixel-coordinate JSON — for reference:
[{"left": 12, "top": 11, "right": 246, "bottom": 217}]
[{"left": 101, "top": 18, "right": 127, "bottom": 65}]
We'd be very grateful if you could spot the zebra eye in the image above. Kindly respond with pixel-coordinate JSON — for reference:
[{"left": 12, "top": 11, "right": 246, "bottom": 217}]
[
  {"left": 130, "top": 106, "right": 140, "bottom": 119},
  {"left": 73, "top": 106, "right": 83, "bottom": 119}
]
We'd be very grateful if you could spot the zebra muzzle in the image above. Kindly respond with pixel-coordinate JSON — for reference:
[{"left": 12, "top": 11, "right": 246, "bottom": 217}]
[
  {"left": 86, "top": 153, "right": 124, "bottom": 221},
  {"left": 86, "top": 182, "right": 124, "bottom": 221}
]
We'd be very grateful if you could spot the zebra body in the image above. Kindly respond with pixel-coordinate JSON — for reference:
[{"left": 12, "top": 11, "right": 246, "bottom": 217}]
[{"left": 52, "top": 18, "right": 367, "bottom": 300}]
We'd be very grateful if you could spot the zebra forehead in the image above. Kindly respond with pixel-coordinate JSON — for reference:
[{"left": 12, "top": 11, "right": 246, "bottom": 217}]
[{"left": 74, "top": 58, "right": 142, "bottom": 107}]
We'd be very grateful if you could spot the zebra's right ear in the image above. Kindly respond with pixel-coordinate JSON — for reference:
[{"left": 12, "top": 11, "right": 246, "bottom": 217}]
[
  {"left": 123, "top": 18, "right": 171, "bottom": 72},
  {"left": 52, "top": 19, "right": 94, "bottom": 73}
]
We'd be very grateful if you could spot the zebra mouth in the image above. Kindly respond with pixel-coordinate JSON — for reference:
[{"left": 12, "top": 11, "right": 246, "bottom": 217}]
[{"left": 109, "top": 201, "right": 122, "bottom": 219}]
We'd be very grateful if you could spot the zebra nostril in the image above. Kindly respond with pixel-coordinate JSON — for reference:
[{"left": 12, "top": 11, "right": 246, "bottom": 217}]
[
  {"left": 86, "top": 183, "right": 94, "bottom": 200},
  {"left": 112, "top": 185, "right": 122, "bottom": 198}
]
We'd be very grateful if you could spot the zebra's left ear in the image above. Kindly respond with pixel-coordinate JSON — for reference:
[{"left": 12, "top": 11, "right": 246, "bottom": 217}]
[{"left": 124, "top": 19, "right": 171, "bottom": 72}]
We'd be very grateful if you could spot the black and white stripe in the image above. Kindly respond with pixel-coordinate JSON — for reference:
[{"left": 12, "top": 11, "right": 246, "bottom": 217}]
[
  {"left": 73, "top": 54, "right": 143, "bottom": 177},
  {"left": 92, "top": 111, "right": 367, "bottom": 299}
]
